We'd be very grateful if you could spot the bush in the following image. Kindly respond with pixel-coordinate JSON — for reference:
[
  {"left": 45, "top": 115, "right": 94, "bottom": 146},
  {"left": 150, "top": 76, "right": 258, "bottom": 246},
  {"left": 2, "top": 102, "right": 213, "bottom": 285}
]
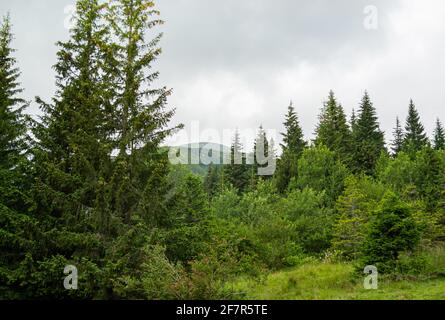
[
  {"left": 332, "top": 176, "right": 386, "bottom": 260},
  {"left": 170, "top": 239, "right": 240, "bottom": 300},
  {"left": 280, "top": 188, "right": 334, "bottom": 254},
  {"left": 360, "top": 192, "right": 421, "bottom": 273},
  {"left": 294, "top": 146, "right": 349, "bottom": 204}
]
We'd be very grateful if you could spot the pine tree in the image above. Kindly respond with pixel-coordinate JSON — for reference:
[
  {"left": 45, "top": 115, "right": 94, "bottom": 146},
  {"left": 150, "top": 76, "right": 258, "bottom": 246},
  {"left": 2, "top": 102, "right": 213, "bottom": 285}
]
[
  {"left": 433, "top": 118, "right": 445, "bottom": 150},
  {"left": 360, "top": 192, "right": 420, "bottom": 273},
  {"left": 204, "top": 163, "right": 220, "bottom": 200},
  {"left": 314, "top": 91, "right": 351, "bottom": 164},
  {"left": 351, "top": 91, "right": 386, "bottom": 175},
  {"left": 391, "top": 117, "right": 404, "bottom": 156},
  {"left": 177, "top": 174, "right": 209, "bottom": 223},
  {"left": 96, "top": 0, "right": 182, "bottom": 298},
  {"left": 350, "top": 108, "right": 357, "bottom": 133},
  {"left": 164, "top": 173, "right": 209, "bottom": 263},
  {"left": 0, "top": 14, "right": 37, "bottom": 299},
  {"left": 402, "top": 99, "right": 429, "bottom": 155},
  {"left": 106, "top": 0, "right": 182, "bottom": 224},
  {"left": 275, "top": 102, "right": 306, "bottom": 193},
  {"left": 415, "top": 147, "right": 444, "bottom": 212},
  {"left": 107, "top": 0, "right": 181, "bottom": 157},
  {"left": 295, "top": 145, "right": 349, "bottom": 203},
  {"left": 332, "top": 177, "right": 370, "bottom": 259},
  {"left": 224, "top": 130, "right": 249, "bottom": 193},
  {"left": 251, "top": 125, "right": 274, "bottom": 186},
  {"left": 0, "top": 14, "right": 28, "bottom": 169},
  {"left": 27, "top": 0, "right": 113, "bottom": 298},
  {"left": 281, "top": 102, "right": 306, "bottom": 154},
  {"left": 33, "top": 0, "right": 114, "bottom": 233}
]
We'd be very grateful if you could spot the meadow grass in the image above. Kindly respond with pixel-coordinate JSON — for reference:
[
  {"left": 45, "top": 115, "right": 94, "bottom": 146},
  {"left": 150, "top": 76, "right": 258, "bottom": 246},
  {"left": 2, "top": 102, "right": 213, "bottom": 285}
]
[{"left": 229, "top": 262, "right": 445, "bottom": 300}]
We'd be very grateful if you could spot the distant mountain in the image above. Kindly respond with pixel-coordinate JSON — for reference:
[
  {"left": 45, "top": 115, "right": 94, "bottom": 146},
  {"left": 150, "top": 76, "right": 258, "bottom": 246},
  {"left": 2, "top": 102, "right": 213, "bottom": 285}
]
[{"left": 167, "top": 142, "right": 231, "bottom": 176}]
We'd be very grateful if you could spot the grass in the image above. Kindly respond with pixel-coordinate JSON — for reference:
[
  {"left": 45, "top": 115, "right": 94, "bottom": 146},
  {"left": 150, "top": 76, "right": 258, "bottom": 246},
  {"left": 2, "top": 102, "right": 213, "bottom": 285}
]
[{"left": 229, "top": 262, "right": 445, "bottom": 300}]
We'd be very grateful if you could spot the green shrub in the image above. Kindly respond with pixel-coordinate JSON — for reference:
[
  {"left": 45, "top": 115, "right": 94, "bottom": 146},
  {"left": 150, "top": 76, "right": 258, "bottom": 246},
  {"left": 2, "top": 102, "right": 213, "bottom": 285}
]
[{"left": 360, "top": 192, "right": 421, "bottom": 273}]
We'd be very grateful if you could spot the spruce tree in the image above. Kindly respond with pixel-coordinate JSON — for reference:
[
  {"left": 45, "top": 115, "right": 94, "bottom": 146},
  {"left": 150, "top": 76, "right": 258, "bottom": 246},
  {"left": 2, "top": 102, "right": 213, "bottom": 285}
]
[
  {"left": 107, "top": 0, "right": 180, "bottom": 157},
  {"left": 251, "top": 125, "right": 273, "bottom": 186},
  {"left": 204, "top": 163, "right": 220, "bottom": 200},
  {"left": 402, "top": 99, "right": 429, "bottom": 155},
  {"left": 0, "top": 14, "right": 36, "bottom": 299},
  {"left": 314, "top": 91, "right": 351, "bottom": 164},
  {"left": 332, "top": 177, "right": 370, "bottom": 259},
  {"left": 433, "top": 118, "right": 445, "bottom": 150},
  {"left": 415, "top": 147, "right": 444, "bottom": 212},
  {"left": 361, "top": 192, "right": 420, "bottom": 273},
  {"left": 29, "top": 0, "right": 112, "bottom": 298},
  {"left": 391, "top": 117, "right": 404, "bottom": 156},
  {"left": 33, "top": 0, "right": 114, "bottom": 231},
  {"left": 224, "top": 130, "right": 249, "bottom": 193},
  {"left": 96, "top": 0, "right": 182, "bottom": 298},
  {"left": 350, "top": 108, "right": 357, "bottom": 133},
  {"left": 275, "top": 102, "right": 306, "bottom": 193},
  {"left": 281, "top": 102, "right": 306, "bottom": 154},
  {"left": 106, "top": 0, "right": 182, "bottom": 224},
  {"left": 164, "top": 173, "right": 209, "bottom": 263},
  {"left": 0, "top": 14, "right": 28, "bottom": 169},
  {"left": 351, "top": 91, "right": 386, "bottom": 175}
]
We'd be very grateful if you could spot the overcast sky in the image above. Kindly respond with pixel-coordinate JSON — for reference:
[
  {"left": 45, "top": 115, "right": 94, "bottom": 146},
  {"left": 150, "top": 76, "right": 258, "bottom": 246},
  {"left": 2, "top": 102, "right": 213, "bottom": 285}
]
[{"left": 2, "top": 0, "right": 445, "bottom": 150}]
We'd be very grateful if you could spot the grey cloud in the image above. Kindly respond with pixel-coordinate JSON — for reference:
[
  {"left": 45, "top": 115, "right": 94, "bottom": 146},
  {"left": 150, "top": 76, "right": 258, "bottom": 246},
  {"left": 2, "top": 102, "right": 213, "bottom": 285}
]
[
  {"left": 157, "top": 0, "right": 398, "bottom": 74},
  {"left": 1, "top": 0, "right": 444, "bottom": 151}
]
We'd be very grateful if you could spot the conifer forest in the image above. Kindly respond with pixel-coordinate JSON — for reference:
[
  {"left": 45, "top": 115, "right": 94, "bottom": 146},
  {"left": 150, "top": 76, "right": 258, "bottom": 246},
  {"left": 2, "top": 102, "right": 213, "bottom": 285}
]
[{"left": 1, "top": 0, "right": 445, "bottom": 301}]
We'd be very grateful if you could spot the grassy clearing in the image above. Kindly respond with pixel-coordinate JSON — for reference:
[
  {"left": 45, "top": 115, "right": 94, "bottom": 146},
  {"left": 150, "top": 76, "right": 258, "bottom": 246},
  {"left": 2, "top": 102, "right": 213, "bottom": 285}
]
[{"left": 229, "top": 263, "right": 445, "bottom": 300}]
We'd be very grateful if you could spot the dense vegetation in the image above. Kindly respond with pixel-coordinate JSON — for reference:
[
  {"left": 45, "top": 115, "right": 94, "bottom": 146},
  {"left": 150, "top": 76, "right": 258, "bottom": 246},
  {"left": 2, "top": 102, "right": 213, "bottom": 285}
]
[{"left": 1, "top": 0, "right": 445, "bottom": 300}]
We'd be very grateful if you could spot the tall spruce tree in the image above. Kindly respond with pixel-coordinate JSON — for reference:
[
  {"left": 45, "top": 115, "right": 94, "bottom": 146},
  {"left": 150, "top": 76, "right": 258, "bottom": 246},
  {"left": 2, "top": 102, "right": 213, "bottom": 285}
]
[
  {"left": 204, "top": 163, "right": 220, "bottom": 200},
  {"left": 107, "top": 0, "right": 179, "bottom": 156},
  {"left": 415, "top": 147, "right": 444, "bottom": 212},
  {"left": 275, "top": 101, "right": 306, "bottom": 193},
  {"left": 29, "top": 0, "right": 113, "bottom": 298},
  {"left": 402, "top": 99, "right": 429, "bottom": 155},
  {"left": 106, "top": 0, "right": 182, "bottom": 225},
  {"left": 250, "top": 126, "right": 265, "bottom": 187},
  {"left": 350, "top": 108, "right": 357, "bottom": 133},
  {"left": 391, "top": 117, "right": 404, "bottom": 156},
  {"left": 314, "top": 91, "right": 351, "bottom": 164},
  {"left": 433, "top": 118, "right": 445, "bottom": 150},
  {"left": 351, "top": 91, "right": 386, "bottom": 175},
  {"left": 281, "top": 102, "right": 306, "bottom": 154},
  {"left": 0, "top": 14, "right": 27, "bottom": 169},
  {"left": 224, "top": 130, "right": 249, "bottom": 193},
  {"left": 0, "top": 14, "right": 37, "bottom": 299},
  {"left": 251, "top": 125, "right": 274, "bottom": 187},
  {"left": 33, "top": 0, "right": 113, "bottom": 228}
]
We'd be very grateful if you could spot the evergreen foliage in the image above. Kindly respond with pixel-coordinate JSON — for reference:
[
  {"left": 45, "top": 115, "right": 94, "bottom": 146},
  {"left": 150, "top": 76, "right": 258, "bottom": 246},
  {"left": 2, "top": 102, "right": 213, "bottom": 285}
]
[
  {"left": 224, "top": 130, "right": 250, "bottom": 193},
  {"left": 360, "top": 192, "right": 420, "bottom": 273},
  {"left": 275, "top": 102, "right": 306, "bottom": 193},
  {"left": 314, "top": 91, "right": 351, "bottom": 165},
  {"left": 2, "top": 1, "right": 445, "bottom": 299},
  {"left": 402, "top": 100, "right": 429, "bottom": 155},
  {"left": 433, "top": 118, "right": 445, "bottom": 150},
  {"left": 351, "top": 92, "right": 386, "bottom": 175},
  {"left": 391, "top": 117, "right": 404, "bottom": 156}
]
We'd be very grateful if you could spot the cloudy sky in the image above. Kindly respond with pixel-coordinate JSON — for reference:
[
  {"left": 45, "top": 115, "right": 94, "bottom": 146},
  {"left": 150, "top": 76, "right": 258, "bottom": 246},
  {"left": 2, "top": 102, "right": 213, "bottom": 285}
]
[{"left": 2, "top": 0, "right": 445, "bottom": 151}]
